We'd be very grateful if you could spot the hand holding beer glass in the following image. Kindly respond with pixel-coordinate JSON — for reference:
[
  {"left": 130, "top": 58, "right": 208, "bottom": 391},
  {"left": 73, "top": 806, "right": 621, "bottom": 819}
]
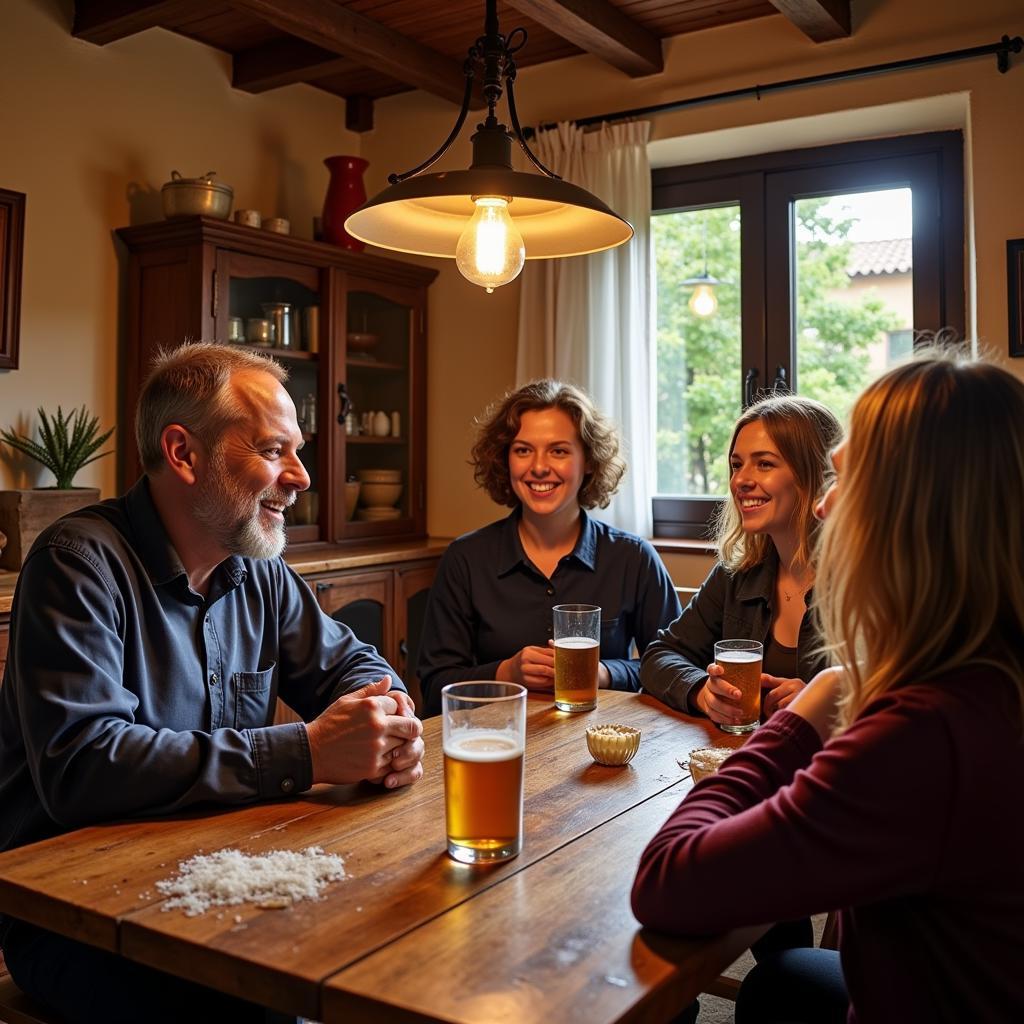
[
  {"left": 552, "top": 604, "right": 601, "bottom": 712},
  {"left": 712, "top": 639, "right": 763, "bottom": 734},
  {"left": 442, "top": 682, "right": 526, "bottom": 864}
]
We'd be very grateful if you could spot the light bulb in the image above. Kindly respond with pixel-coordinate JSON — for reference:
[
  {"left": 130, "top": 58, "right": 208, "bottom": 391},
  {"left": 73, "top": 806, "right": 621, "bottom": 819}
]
[
  {"left": 688, "top": 283, "right": 718, "bottom": 318},
  {"left": 455, "top": 197, "right": 525, "bottom": 293}
]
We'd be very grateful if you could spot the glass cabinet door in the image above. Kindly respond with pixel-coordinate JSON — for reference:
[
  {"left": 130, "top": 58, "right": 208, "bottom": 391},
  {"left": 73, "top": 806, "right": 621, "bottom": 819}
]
[
  {"left": 340, "top": 276, "right": 422, "bottom": 539},
  {"left": 216, "top": 251, "right": 326, "bottom": 544}
]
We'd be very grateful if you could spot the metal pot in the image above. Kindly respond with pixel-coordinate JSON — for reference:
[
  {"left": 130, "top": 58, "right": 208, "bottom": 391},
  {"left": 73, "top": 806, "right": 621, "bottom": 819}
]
[{"left": 161, "top": 170, "right": 233, "bottom": 220}]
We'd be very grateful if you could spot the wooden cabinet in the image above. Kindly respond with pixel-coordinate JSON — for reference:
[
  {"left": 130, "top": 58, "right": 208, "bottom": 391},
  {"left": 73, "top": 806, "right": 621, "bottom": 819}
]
[
  {"left": 116, "top": 217, "right": 437, "bottom": 545},
  {"left": 314, "top": 569, "right": 394, "bottom": 663},
  {"left": 306, "top": 556, "right": 440, "bottom": 712}
]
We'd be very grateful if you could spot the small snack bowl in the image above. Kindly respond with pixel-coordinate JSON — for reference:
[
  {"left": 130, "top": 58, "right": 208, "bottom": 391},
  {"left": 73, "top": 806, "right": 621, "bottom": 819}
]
[
  {"left": 586, "top": 724, "right": 641, "bottom": 766},
  {"left": 683, "top": 746, "right": 734, "bottom": 783}
]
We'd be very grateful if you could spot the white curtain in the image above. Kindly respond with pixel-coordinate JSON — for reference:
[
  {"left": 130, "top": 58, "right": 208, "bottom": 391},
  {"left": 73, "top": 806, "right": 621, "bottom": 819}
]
[{"left": 516, "top": 121, "right": 653, "bottom": 536}]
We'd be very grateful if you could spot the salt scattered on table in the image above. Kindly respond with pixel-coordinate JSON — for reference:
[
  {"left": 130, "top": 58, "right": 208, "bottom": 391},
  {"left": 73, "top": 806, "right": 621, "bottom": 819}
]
[{"left": 155, "top": 846, "right": 346, "bottom": 916}]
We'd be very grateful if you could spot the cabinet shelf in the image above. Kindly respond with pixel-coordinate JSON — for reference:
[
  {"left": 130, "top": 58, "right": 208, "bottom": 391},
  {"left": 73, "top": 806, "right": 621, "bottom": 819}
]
[
  {"left": 347, "top": 435, "right": 407, "bottom": 445},
  {"left": 227, "top": 342, "right": 318, "bottom": 362},
  {"left": 346, "top": 358, "right": 405, "bottom": 371}
]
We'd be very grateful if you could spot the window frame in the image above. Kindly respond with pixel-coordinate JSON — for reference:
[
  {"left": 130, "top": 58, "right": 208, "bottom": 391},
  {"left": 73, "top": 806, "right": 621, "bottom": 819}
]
[{"left": 651, "top": 131, "right": 964, "bottom": 539}]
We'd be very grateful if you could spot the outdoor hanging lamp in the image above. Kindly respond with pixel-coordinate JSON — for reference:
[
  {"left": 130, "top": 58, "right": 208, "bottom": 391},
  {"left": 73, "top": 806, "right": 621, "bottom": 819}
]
[
  {"left": 343, "top": 0, "right": 634, "bottom": 293},
  {"left": 684, "top": 272, "right": 721, "bottom": 317},
  {"left": 683, "top": 214, "right": 720, "bottom": 317}
]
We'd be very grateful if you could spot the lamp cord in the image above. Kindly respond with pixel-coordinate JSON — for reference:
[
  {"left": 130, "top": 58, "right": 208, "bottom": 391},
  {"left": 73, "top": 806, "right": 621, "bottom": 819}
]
[{"left": 387, "top": 0, "right": 561, "bottom": 185}]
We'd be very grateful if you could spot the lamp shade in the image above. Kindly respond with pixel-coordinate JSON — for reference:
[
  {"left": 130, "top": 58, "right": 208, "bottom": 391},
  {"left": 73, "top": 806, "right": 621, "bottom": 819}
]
[{"left": 345, "top": 167, "right": 634, "bottom": 260}]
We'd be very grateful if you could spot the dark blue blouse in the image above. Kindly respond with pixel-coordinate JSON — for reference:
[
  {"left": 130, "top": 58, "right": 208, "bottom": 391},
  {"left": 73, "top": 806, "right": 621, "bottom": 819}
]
[{"left": 417, "top": 509, "right": 681, "bottom": 715}]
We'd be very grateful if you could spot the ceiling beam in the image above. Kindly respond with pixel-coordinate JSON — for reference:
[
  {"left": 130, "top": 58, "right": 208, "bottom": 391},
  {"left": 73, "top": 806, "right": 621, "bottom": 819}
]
[
  {"left": 226, "top": 0, "right": 477, "bottom": 107},
  {"left": 72, "top": 0, "right": 200, "bottom": 45},
  {"left": 346, "top": 95, "right": 374, "bottom": 134},
  {"left": 505, "top": 0, "right": 662, "bottom": 77},
  {"left": 233, "top": 38, "right": 354, "bottom": 93},
  {"left": 768, "top": 0, "right": 851, "bottom": 42}
]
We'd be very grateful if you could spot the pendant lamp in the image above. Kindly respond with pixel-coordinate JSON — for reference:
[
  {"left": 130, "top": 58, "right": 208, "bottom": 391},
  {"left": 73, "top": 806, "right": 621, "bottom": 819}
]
[{"left": 343, "top": 0, "right": 634, "bottom": 293}]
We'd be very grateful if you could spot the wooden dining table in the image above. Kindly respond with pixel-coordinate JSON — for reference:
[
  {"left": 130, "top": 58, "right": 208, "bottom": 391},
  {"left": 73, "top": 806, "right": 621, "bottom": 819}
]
[{"left": 0, "top": 691, "right": 761, "bottom": 1023}]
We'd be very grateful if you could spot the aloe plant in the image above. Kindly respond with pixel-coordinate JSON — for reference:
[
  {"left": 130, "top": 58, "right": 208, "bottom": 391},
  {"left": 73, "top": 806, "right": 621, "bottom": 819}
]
[{"left": 0, "top": 406, "right": 114, "bottom": 489}]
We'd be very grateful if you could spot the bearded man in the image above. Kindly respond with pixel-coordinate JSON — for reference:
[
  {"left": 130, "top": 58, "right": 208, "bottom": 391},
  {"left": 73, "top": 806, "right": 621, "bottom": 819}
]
[{"left": 0, "top": 342, "right": 423, "bottom": 1022}]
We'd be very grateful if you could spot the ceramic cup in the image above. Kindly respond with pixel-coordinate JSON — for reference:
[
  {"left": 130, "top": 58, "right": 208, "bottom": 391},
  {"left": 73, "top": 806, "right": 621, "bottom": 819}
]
[
  {"left": 264, "top": 217, "right": 290, "bottom": 235},
  {"left": 234, "top": 209, "right": 261, "bottom": 228}
]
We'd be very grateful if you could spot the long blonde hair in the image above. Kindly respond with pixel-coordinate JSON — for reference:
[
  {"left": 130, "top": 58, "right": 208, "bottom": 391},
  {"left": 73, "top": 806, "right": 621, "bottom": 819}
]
[
  {"left": 716, "top": 395, "right": 842, "bottom": 573},
  {"left": 816, "top": 350, "right": 1024, "bottom": 726}
]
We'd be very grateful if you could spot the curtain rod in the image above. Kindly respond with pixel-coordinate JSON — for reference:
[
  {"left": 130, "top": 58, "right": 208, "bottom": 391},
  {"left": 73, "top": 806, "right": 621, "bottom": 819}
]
[{"left": 532, "top": 34, "right": 1022, "bottom": 135}]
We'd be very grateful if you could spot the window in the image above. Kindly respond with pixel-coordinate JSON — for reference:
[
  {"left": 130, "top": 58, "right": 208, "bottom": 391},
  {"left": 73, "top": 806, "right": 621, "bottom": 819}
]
[{"left": 652, "top": 132, "right": 964, "bottom": 537}]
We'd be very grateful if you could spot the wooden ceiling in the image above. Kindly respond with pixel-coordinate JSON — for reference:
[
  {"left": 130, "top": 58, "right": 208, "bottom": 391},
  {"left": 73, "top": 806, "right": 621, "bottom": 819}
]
[{"left": 72, "top": 1, "right": 851, "bottom": 129}]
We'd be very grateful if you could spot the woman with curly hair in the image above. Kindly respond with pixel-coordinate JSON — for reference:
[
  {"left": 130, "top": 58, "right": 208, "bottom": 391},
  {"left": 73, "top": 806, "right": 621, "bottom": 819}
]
[
  {"left": 633, "top": 351, "right": 1024, "bottom": 1021},
  {"left": 641, "top": 394, "right": 842, "bottom": 728},
  {"left": 417, "top": 379, "right": 680, "bottom": 716}
]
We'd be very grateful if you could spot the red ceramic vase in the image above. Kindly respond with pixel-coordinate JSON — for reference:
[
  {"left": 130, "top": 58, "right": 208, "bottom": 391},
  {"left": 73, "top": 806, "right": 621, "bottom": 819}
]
[{"left": 322, "top": 155, "right": 368, "bottom": 251}]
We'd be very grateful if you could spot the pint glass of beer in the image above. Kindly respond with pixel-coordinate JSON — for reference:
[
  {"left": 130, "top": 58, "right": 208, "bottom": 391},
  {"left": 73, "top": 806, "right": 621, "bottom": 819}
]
[
  {"left": 552, "top": 604, "right": 601, "bottom": 712},
  {"left": 442, "top": 681, "right": 526, "bottom": 864},
  {"left": 714, "top": 639, "right": 764, "bottom": 734}
]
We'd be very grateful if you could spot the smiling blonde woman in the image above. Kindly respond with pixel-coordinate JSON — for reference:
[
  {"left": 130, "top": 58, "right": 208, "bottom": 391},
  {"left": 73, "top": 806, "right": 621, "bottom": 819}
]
[{"left": 641, "top": 394, "right": 842, "bottom": 726}]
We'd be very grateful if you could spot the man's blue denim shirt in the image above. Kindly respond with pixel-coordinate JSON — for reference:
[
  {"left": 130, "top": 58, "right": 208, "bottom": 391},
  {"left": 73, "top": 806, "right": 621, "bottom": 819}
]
[{"left": 0, "top": 477, "right": 403, "bottom": 854}]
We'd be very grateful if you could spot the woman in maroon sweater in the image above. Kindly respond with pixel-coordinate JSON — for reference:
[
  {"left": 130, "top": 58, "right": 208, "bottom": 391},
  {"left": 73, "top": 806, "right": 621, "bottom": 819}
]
[{"left": 632, "top": 352, "right": 1024, "bottom": 1023}]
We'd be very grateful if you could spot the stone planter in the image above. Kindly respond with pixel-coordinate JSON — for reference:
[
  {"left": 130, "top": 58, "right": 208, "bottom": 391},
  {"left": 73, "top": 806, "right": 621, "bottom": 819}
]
[{"left": 0, "top": 488, "right": 100, "bottom": 569}]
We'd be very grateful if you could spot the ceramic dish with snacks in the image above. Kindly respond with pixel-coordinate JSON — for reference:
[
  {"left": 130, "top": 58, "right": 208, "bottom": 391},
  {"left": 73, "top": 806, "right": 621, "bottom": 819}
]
[
  {"left": 586, "top": 724, "right": 641, "bottom": 766},
  {"left": 681, "top": 746, "right": 734, "bottom": 783}
]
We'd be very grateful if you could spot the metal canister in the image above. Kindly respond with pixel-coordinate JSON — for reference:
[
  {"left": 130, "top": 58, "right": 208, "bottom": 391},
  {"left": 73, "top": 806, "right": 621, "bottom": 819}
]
[
  {"left": 246, "top": 318, "right": 274, "bottom": 346},
  {"left": 303, "top": 306, "right": 320, "bottom": 353},
  {"left": 260, "top": 302, "right": 294, "bottom": 349}
]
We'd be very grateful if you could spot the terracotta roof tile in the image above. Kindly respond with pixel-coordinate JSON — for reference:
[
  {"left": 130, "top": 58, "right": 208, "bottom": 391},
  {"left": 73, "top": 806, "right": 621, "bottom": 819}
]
[{"left": 848, "top": 238, "right": 912, "bottom": 277}]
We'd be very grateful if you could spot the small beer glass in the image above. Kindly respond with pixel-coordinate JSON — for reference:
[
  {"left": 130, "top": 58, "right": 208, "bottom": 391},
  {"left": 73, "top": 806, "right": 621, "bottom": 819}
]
[
  {"left": 552, "top": 604, "right": 601, "bottom": 713},
  {"left": 442, "top": 681, "right": 526, "bottom": 864},
  {"left": 714, "top": 639, "right": 763, "bottom": 734}
]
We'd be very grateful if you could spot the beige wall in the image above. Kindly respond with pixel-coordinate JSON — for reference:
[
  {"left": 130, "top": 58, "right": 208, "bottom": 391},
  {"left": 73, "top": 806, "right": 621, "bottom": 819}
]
[
  {"left": 3, "top": 1, "right": 1023, "bottom": 590},
  {"left": 0, "top": 0, "right": 357, "bottom": 492}
]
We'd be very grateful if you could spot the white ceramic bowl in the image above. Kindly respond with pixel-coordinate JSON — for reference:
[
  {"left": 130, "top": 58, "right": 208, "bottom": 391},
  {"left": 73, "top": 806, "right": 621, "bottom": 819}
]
[
  {"left": 356, "top": 468, "right": 401, "bottom": 484},
  {"left": 360, "top": 482, "right": 402, "bottom": 507},
  {"left": 347, "top": 332, "right": 379, "bottom": 353},
  {"left": 355, "top": 507, "right": 402, "bottom": 521}
]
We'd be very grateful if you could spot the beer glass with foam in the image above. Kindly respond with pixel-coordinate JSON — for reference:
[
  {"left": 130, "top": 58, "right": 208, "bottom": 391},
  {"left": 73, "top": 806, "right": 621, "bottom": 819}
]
[
  {"left": 441, "top": 681, "right": 526, "bottom": 864},
  {"left": 552, "top": 604, "right": 601, "bottom": 712},
  {"left": 713, "top": 639, "right": 764, "bottom": 734}
]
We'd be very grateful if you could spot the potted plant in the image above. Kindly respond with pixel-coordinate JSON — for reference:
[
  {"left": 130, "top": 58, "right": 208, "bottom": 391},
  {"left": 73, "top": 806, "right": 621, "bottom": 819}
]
[{"left": 0, "top": 406, "right": 114, "bottom": 569}]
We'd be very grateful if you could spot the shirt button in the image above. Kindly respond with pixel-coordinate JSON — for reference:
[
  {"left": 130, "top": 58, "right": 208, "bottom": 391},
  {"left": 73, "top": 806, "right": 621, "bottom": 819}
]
[
  {"left": 210, "top": 673, "right": 219, "bottom": 686},
  {"left": 546, "top": 586, "right": 554, "bottom": 595},
  {"left": 280, "top": 777, "right": 295, "bottom": 794}
]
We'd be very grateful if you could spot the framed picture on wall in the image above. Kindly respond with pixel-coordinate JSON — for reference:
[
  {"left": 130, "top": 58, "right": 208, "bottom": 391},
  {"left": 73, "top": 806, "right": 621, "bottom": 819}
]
[
  {"left": 1010, "top": 238, "right": 1024, "bottom": 358},
  {"left": 0, "top": 187, "right": 26, "bottom": 371}
]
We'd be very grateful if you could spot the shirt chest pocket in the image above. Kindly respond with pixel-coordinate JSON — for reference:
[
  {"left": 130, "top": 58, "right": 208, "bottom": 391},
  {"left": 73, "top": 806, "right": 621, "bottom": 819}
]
[
  {"left": 599, "top": 615, "right": 627, "bottom": 657},
  {"left": 230, "top": 664, "right": 276, "bottom": 730}
]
